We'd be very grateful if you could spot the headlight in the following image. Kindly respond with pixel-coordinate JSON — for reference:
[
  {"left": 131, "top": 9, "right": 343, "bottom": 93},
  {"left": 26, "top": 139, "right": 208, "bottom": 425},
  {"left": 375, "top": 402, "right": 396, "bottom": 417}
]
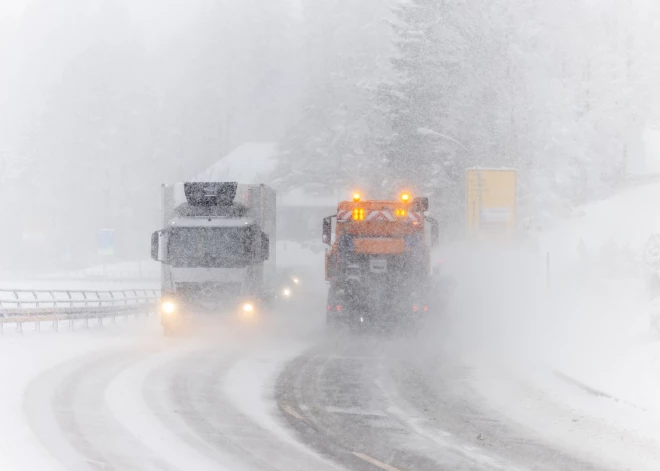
[
  {"left": 292, "top": 277, "right": 300, "bottom": 285},
  {"left": 282, "top": 288, "right": 292, "bottom": 297},
  {"left": 242, "top": 303, "right": 254, "bottom": 313},
  {"left": 161, "top": 300, "right": 176, "bottom": 314}
]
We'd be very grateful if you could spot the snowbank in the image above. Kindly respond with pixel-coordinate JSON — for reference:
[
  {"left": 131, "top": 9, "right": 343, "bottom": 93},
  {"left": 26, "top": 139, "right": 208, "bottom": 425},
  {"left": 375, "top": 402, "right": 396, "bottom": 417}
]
[
  {"left": 420, "top": 182, "right": 660, "bottom": 469},
  {"left": 440, "top": 180, "right": 660, "bottom": 422},
  {"left": 537, "top": 183, "right": 660, "bottom": 412}
]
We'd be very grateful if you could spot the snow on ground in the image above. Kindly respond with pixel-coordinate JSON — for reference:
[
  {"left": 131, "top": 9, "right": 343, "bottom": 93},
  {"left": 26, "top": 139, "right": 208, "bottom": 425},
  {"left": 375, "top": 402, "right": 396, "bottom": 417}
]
[
  {"left": 442, "top": 181, "right": 660, "bottom": 407},
  {"left": 0, "top": 319, "right": 161, "bottom": 471},
  {"left": 39, "top": 260, "right": 160, "bottom": 281},
  {"left": 536, "top": 182, "right": 660, "bottom": 409},
  {"left": 0, "top": 259, "right": 161, "bottom": 292},
  {"left": 432, "top": 180, "right": 660, "bottom": 470}
]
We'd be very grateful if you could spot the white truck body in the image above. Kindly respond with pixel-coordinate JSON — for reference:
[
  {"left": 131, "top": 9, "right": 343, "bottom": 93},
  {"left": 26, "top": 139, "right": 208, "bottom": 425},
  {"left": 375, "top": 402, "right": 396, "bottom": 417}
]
[{"left": 153, "top": 182, "right": 276, "bottom": 314}]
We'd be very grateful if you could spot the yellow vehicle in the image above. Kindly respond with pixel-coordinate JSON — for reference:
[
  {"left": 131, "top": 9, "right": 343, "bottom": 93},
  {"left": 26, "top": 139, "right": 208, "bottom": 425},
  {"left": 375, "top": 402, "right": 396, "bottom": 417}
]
[{"left": 466, "top": 167, "right": 517, "bottom": 239}]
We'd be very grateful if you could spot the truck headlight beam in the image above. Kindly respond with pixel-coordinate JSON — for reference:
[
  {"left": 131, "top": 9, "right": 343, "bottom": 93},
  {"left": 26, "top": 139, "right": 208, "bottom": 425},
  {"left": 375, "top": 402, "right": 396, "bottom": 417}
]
[
  {"left": 161, "top": 301, "right": 176, "bottom": 314},
  {"left": 243, "top": 303, "right": 254, "bottom": 313}
]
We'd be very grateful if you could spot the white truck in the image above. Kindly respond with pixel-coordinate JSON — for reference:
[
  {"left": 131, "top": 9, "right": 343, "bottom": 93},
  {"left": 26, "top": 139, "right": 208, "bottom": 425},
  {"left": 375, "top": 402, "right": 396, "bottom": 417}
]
[{"left": 151, "top": 182, "right": 276, "bottom": 334}]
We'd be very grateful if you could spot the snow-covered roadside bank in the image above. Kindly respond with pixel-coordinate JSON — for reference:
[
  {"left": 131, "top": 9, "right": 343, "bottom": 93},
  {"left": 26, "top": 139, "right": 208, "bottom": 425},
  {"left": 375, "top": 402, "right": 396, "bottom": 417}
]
[
  {"left": 535, "top": 181, "right": 660, "bottom": 412},
  {"left": 427, "top": 181, "right": 660, "bottom": 469},
  {"left": 436, "top": 179, "right": 660, "bottom": 402}
]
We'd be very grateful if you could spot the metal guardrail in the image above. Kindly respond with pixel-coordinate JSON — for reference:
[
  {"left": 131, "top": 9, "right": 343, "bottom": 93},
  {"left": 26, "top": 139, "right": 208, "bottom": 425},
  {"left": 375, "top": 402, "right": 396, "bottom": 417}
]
[{"left": 0, "top": 289, "right": 160, "bottom": 334}]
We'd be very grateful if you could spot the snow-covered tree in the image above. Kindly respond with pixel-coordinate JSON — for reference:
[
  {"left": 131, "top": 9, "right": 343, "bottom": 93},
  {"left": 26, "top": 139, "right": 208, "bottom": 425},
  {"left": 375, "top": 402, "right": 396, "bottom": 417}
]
[
  {"left": 380, "top": 0, "right": 660, "bottom": 227},
  {"left": 378, "top": 0, "right": 483, "bottom": 222},
  {"left": 274, "top": 0, "right": 395, "bottom": 196}
]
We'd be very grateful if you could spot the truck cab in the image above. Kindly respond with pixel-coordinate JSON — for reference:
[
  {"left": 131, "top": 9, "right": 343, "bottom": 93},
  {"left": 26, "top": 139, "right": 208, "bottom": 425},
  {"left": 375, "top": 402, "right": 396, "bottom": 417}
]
[
  {"left": 151, "top": 182, "right": 275, "bottom": 334},
  {"left": 323, "top": 192, "right": 439, "bottom": 328}
]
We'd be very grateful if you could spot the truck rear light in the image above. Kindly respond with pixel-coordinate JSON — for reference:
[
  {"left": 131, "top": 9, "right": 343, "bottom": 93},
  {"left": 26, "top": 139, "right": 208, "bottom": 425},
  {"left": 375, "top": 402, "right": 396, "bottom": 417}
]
[
  {"left": 336, "top": 305, "right": 342, "bottom": 311},
  {"left": 412, "top": 305, "right": 418, "bottom": 312},
  {"left": 423, "top": 306, "right": 428, "bottom": 312}
]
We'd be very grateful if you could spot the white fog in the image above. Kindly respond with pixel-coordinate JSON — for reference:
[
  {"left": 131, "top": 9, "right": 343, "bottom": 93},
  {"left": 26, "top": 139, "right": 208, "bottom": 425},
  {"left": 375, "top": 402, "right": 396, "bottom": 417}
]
[{"left": 1, "top": 1, "right": 660, "bottom": 470}]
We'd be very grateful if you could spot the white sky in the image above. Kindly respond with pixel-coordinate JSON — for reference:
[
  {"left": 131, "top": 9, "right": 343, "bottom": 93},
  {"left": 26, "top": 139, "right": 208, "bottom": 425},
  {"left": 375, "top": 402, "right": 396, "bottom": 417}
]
[
  {"left": 0, "top": 0, "right": 26, "bottom": 24},
  {"left": 0, "top": 0, "right": 204, "bottom": 47}
]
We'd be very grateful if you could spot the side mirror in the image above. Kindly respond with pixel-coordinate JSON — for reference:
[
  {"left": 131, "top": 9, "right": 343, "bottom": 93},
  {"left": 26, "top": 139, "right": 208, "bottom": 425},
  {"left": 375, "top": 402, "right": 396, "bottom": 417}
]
[
  {"left": 322, "top": 216, "right": 333, "bottom": 245},
  {"left": 151, "top": 232, "right": 159, "bottom": 260},
  {"left": 261, "top": 233, "right": 270, "bottom": 260}
]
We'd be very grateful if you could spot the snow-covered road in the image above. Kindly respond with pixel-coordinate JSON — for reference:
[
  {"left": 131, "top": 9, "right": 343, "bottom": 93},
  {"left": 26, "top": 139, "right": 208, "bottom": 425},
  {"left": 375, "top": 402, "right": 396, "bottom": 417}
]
[
  {"left": 10, "top": 174, "right": 660, "bottom": 470},
  {"left": 13, "top": 316, "right": 338, "bottom": 471},
  {"left": 276, "top": 332, "right": 624, "bottom": 471},
  {"left": 1, "top": 313, "right": 645, "bottom": 471}
]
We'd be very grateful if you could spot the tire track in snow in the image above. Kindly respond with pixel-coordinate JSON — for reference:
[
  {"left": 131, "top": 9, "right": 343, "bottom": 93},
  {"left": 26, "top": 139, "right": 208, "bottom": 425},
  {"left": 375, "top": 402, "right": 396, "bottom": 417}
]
[{"left": 25, "top": 349, "right": 179, "bottom": 471}]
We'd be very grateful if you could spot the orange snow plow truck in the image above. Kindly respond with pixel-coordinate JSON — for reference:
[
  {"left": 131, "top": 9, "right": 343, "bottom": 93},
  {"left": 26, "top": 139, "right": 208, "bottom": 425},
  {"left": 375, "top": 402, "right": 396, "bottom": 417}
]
[{"left": 322, "top": 192, "right": 439, "bottom": 329}]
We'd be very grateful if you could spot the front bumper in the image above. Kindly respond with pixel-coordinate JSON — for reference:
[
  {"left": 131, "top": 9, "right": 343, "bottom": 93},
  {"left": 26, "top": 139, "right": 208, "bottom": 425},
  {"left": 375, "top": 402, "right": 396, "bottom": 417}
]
[
  {"left": 159, "top": 300, "right": 261, "bottom": 327},
  {"left": 327, "top": 306, "right": 425, "bottom": 326}
]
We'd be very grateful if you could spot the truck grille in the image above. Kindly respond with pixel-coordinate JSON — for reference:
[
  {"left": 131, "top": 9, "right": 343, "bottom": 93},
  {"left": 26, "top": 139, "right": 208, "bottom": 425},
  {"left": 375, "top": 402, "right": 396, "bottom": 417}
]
[{"left": 175, "top": 282, "right": 242, "bottom": 312}]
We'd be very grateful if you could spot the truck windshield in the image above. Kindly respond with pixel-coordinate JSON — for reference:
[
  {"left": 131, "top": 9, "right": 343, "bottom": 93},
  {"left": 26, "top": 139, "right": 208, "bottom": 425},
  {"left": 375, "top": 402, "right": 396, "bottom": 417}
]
[{"left": 168, "top": 226, "right": 254, "bottom": 268}]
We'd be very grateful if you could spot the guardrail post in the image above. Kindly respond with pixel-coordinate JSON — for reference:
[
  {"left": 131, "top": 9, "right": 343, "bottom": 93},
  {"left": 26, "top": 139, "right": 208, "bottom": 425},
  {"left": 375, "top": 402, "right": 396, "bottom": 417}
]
[
  {"left": 84, "top": 317, "right": 89, "bottom": 329},
  {"left": 16, "top": 321, "right": 22, "bottom": 334},
  {"left": 0, "top": 322, "right": 3, "bottom": 335},
  {"left": 35, "top": 319, "right": 40, "bottom": 332},
  {"left": 70, "top": 318, "right": 75, "bottom": 331},
  {"left": 53, "top": 318, "right": 58, "bottom": 332}
]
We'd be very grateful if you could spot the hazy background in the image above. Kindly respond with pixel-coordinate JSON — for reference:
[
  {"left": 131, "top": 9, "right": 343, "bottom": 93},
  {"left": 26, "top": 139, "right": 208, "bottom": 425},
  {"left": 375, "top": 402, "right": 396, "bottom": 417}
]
[{"left": 1, "top": 0, "right": 660, "bottom": 273}]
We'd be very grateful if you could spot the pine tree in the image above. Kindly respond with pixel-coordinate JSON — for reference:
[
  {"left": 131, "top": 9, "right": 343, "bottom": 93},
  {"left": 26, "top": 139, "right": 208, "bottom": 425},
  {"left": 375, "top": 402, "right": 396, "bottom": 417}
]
[
  {"left": 379, "top": 0, "right": 473, "bottom": 221},
  {"left": 274, "top": 0, "right": 394, "bottom": 197}
]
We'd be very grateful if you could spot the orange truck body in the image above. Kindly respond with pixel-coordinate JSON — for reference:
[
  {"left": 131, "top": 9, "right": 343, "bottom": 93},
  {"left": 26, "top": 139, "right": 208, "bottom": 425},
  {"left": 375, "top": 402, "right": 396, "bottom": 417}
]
[
  {"left": 325, "top": 198, "right": 433, "bottom": 280},
  {"left": 322, "top": 195, "right": 438, "bottom": 326}
]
